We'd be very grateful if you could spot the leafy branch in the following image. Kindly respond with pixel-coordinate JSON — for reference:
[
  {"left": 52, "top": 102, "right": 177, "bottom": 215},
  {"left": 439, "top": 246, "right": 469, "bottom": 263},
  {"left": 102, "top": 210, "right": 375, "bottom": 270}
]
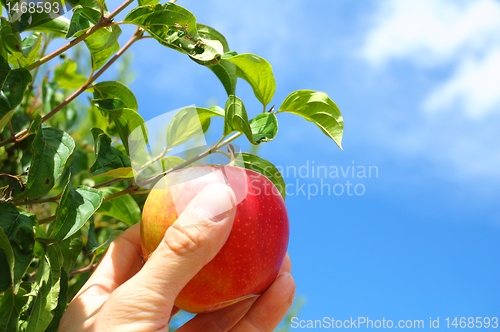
[
  {"left": 26, "top": 0, "right": 135, "bottom": 71},
  {"left": 0, "top": 28, "right": 144, "bottom": 148}
]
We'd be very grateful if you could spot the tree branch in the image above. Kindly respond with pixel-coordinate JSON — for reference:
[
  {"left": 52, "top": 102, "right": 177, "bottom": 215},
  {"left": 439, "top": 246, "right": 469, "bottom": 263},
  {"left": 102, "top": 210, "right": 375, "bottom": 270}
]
[
  {"left": 38, "top": 215, "right": 56, "bottom": 225},
  {"left": 42, "top": 28, "right": 144, "bottom": 123},
  {"left": 13, "top": 194, "right": 61, "bottom": 206},
  {"left": 71, "top": 263, "right": 98, "bottom": 276},
  {"left": 0, "top": 28, "right": 144, "bottom": 148},
  {"left": 26, "top": 0, "right": 134, "bottom": 71}
]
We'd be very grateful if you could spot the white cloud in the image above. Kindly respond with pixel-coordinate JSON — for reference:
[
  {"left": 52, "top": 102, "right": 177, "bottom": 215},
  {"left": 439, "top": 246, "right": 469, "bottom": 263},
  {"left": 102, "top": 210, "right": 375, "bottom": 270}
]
[
  {"left": 361, "top": 0, "right": 500, "bottom": 118},
  {"left": 362, "top": 0, "right": 500, "bottom": 66},
  {"left": 423, "top": 49, "right": 500, "bottom": 118}
]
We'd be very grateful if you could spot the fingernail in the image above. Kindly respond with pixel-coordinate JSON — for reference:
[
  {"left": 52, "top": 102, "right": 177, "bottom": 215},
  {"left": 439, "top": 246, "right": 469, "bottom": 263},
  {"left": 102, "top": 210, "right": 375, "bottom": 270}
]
[{"left": 194, "top": 183, "right": 235, "bottom": 222}]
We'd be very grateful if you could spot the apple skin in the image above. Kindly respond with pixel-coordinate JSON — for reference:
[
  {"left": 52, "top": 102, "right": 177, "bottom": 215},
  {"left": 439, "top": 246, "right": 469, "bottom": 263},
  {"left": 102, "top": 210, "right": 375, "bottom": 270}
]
[{"left": 140, "top": 165, "right": 289, "bottom": 313}]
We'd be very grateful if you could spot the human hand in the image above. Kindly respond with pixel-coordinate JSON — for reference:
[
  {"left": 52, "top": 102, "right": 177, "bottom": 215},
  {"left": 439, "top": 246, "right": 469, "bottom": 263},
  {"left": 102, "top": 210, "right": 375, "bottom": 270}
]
[{"left": 59, "top": 183, "right": 295, "bottom": 331}]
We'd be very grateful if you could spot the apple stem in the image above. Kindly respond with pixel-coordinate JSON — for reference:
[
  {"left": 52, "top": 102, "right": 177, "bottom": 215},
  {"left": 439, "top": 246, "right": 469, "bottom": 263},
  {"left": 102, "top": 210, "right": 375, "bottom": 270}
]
[
  {"left": 136, "top": 132, "right": 242, "bottom": 188},
  {"left": 228, "top": 144, "right": 236, "bottom": 166}
]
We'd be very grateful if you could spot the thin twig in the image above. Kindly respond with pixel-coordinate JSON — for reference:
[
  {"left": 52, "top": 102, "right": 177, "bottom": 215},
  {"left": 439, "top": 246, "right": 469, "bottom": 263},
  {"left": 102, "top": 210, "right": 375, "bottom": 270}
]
[
  {"left": 71, "top": 263, "right": 98, "bottom": 276},
  {"left": 26, "top": 0, "right": 134, "bottom": 71},
  {"left": 38, "top": 215, "right": 56, "bottom": 225},
  {"left": 139, "top": 146, "right": 171, "bottom": 171},
  {"left": 102, "top": 183, "right": 136, "bottom": 202},
  {"left": 13, "top": 194, "right": 61, "bottom": 206},
  {"left": 42, "top": 28, "right": 143, "bottom": 123},
  {"left": 93, "top": 177, "right": 128, "bottom": 189},
  {"left": 136, "top": 132, "right": 241, "bottom": 188},
  {"left": 0, "top": 28, "right": 144, "bottom": 149}
]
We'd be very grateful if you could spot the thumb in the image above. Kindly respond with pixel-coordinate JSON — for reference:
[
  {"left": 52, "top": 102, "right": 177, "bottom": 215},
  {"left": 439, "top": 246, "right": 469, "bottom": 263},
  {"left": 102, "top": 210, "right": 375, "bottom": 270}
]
[{"left": 124, "top": 183, "right": 236, "bottom": 308}]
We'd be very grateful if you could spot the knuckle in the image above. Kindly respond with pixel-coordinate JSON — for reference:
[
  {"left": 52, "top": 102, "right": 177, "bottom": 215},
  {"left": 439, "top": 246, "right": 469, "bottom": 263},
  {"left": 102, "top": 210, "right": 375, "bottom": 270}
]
[{"left": 163, "top": 222, "right": 205, "bottom": 259}]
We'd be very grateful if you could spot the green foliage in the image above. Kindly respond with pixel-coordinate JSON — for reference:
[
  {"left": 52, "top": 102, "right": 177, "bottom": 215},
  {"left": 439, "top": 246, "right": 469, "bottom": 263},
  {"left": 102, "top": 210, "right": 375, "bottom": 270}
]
[
  {"left": 16, "top": 127, "right": 75, "bottom": 200},
  {"left": 89, "top": 128, "right": 131, "bottom": 177},
  {"left": 0, "top": 0, "right": 343, "bottom": 330},
  {"left": 277, "top": 90, "right": 344, "bottom": 149},
  {"left": 223, "top": 95, "right": 253, "bottom": 142},
  {"left": 49, "top": 180, "right": 103, "bottom": 242},
  {"left": 166, "top": 106, "right": 222, "bottom": 148},
  {"left": 250, "top": 112, "right": 278, "bottom": 144},
  {"left": 0, "top": 55, "right": 32, "bottom": 129},
  {"left": 0, "top": 202, "right": 36, "bottom": 292},
  {"left": 224, "top": 53, "right": 276, "bottom": 107},
  {"left": 239, "top": 152, "right": 286, "bottom": 199}
]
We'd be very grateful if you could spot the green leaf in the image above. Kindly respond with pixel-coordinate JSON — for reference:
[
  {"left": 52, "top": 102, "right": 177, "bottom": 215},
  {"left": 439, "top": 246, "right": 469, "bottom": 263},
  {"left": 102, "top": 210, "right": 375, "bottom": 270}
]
[
  {"left": 53, "top": 59, "right": 88, "bottom": 90},
  {"left": 45, "top": 244, "right": 63, "bottom": 306},
  {"left": 26, "top": 14, "right": 70, "bottom": 36},
  {"left": 0, "top": 227, "right": 14, "bottom": 293},
  {"left": 0, "top": 17, "right": 22, "bottom": 58},
  {"left": 57, "top": 231, "right": 82, "bottom": 274},
  {"left": 92, "top": 81, "right": 138, "bottom": 111},
  {"left": 224, "top": 53, "right": 276, "bottom": 107},
  {"left": 139, "top": 0, "right": 159, "bottom": 5},
  {"left": 196, "top": 25, "right": 236, "bottom": 94},
  {"left": 0, "top": 110, "right": 13, "bottom": 134},
  {"left": 124, "top": 3, "right": 222, "bottom": 64},
  {"left": 160, "top": 155, "right": 185, "bottom": 171},
  {"left": 43, "top": 243, "right": 67, "bottom": 330},
  {"left": 0, "top": 202, "right": 36, "bottom": 292},
  {"left": 0, "top": 286, "right": 29, "bottom": 331},
  {"left": 0, "top": 55, "right": 32, "bottom": 117},
  {"left": 188, "top": 23, "right": 229, "bottom": 66},
  {"left": 67, "top": 0, "right": 104, "bottom": 24},
  {"left": 239, "top": 152, "right": 286, "bottom": 199},
  {"left": 49, "top": 182, "right": 103, "bottom": 242},
  {"left": 21, "top": 33, "right": 42, "bottom": 57},
  {"left": 86, "top": 220, "right": 121, "bottom": 255},
  {"left": 16, "top": 126, "right": 75, "bottom": 200},
  {"left": 98, "top": 187, "right": 141, "bottom": 226},
  {"left": 167, "top": 106, "right": 223, "bottom": 148},
  {"left": 25, "top": 257, "right": 51, "bottom": 332},
  {"left": 198, "top": 106, "right": 224, "bottom": 131},
  {"left": 51, "top": 230, "right": 83, "bottom": 273},
  {"left": 124, "top": 3, "right": 197, "bottom": 42},
  {"left": 84, "top": 25, "right": 121, "bottom": 70},
  {"left": 90, "top": 128, "right": 131, "bottom": 176},
  {"left": 188, "top": 38, "right": 223, "bottom": 65},
  {"left": 206, "top": 59, "right": 237, "bottom": 96},
  {"left": 41, "top": 81, "right": 55, "bottom": 114},
  {"left": 99, "top": 167, "right": 135, "bottom": 179},
  {"left": 19, "top": 32, "right": 43, "bottom": 67},
  {"left": 107, "top": 108, "right": 145, "bottom": 153},
  {"left": 85, "top": 219, "right": 99, "bottom": 254},
  {"left": 223, "top": 95, "right": 254, "bottom": 144},
  {"left": 66, "top": 6, "right": 91, "bottom": 39},
  {"left": 250, "top": 112, "right": 278, "bottom": 144},
  {"left": 45, "top": 267, "right": 68, "bottom": 331},
  {"left": 277, "top": 90, "right": 344, "bottom": 149},
  {"left": 25, "top": 244, "right": 63, "bottom": 332},
  {"left": 92, "top": 81, "right": 144, "bottom": 152},
  {"left": 197, "top": 23, "right": 229, "bottom": 53}
]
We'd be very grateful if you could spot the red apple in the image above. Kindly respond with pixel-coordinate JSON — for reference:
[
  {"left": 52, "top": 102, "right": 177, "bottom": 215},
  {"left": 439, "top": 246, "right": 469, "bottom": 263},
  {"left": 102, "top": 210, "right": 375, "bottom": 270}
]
[{"left": 140, "top": 165, "right": 289, "bottom": 313}]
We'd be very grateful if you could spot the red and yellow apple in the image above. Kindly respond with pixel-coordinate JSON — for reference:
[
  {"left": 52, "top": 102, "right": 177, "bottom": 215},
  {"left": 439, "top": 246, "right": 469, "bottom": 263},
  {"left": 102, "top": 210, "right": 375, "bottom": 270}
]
[{"left": 140, "top": 165, "right": 289, "bottom": 313}]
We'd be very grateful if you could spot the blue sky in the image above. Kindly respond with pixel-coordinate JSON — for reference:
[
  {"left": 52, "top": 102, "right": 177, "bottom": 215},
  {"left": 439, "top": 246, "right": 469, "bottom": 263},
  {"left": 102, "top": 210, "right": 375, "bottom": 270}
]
[{"left": 103, "top": 0, "right": 500, "bottom": 328}]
